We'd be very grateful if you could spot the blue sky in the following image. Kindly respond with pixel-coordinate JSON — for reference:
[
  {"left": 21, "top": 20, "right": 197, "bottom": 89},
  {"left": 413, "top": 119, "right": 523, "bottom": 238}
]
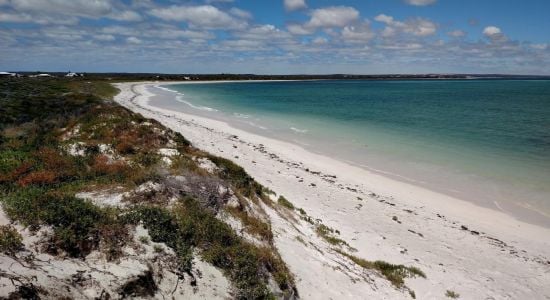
[{"left": 1, "top": 0, "right": 549, "bottom": 74}]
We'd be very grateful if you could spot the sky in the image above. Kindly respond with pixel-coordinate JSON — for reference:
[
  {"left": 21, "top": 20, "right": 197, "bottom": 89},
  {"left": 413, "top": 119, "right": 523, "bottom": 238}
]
[{"left": 0, "top": 0, "right": 549, "bottom": 74}]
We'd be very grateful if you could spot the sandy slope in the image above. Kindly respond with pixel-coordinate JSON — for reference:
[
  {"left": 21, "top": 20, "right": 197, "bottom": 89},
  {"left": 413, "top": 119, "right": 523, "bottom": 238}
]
[{"left": 114, "top": 81, "right": 550, "bottom": 300}]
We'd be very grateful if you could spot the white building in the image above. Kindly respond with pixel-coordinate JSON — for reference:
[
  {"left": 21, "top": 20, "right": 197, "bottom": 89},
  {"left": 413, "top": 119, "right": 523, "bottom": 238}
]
[
  {"left": 29, "top": 73, "right": 53, "bottom": 78},
  {"left": 0, "top": 71, "right": 17, "bottom": 77}
]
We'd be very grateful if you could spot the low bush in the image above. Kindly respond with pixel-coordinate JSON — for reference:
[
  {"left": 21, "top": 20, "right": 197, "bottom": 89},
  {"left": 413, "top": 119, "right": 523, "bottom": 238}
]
[
  {"left": 17, "top": 170, "right": 57, "bottom": 186},
  {"left": 316, "top": 224, "right": 348, "bottom": 247},
  {"left": 207, "top": 155, "right": 263, "bottom": 197},
  {"left": 0, "top": 225, "right": 24, "bottom": 255},
  {"left": 277, "top": 195, "right": 294, "bottom": 209},
  {"left": 126, "top": 197, "right": 295, "bottom": 299},
  {"left": 446, "top": 290, "right": 460, "bottom": 298},
  {"left": 373, "top": 261, "right": 426, "bottom": 288},
  {"left": 334, "top": 248, "right": 425, "bottom": 291},
  {"left": 227, "top": 206, "right": 273, "bottom": 242}
]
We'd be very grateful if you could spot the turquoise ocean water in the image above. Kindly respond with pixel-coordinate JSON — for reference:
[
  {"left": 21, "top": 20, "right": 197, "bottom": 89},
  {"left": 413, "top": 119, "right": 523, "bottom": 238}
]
[{"left": 149, "top": 80, "right": 550, "bottom": 225}]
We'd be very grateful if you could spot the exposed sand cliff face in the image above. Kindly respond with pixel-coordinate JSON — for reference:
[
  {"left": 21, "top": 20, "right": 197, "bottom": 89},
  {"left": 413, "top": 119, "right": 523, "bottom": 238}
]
[
  {"left": 114, "top": 81, "right": 550, "bottom": 300},
  {"left": 0, "top": 207, "right": 231, "bottom": 300}
]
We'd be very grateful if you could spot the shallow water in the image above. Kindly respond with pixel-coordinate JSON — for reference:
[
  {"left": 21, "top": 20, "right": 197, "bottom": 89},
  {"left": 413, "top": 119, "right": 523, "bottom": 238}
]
[{"left": 148, "top": 80, "right": 550, "bottom": 226}]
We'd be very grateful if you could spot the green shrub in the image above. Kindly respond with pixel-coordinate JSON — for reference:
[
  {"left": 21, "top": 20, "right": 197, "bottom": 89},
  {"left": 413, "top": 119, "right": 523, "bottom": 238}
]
[
  {"left": 127, "top": 197, "right": 295, "bottom": 299},
  {"left": 207, "top": 155, "right": 262, "bottom": 197},
  {"left": 316, "top": 224, "right": 348, "bottom": 247},
  {"left": 277, "top": 195, "right": 294, "bottom": 209},
  {"left": 39, "top": 194, "right": 107, "bottom": 257},
  {"left": 373, "top": 261, "right": 426, "bottom": 288},
  {"left": 138, "top": 236, "right": 150, "bottom": 244},
  {"left": 334, "top": 248, "right": 425, "bottom": 291},
  {"left": 446, "top": 290, "right": 460, "bottom": 298},
  {"left": 0, "top": 225, "right": 23, "bottom": 255}
]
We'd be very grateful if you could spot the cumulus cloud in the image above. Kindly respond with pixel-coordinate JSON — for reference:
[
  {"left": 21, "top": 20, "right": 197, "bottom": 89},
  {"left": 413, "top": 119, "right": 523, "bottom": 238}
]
[
  {"left": 0, "top": 11, "right": 78, "bottom": 25},
  {"left": 286, "top": 6, "right": 359, "bottom": 36},
  {"left": 10, "top": 0, "right": 113, "bottom": 18},
  {"left": 306, "top": 6, "right": 359, "bottom": 28},
  {"left": 375, "top": 14, "right": 436, "bottom": 37},
  {"left": 483, "top": 26, "right": 507, "bottom": 42},
  {"left": 149, "top": 5, "right": 247, "bottom": 30},
  {"left": 229, "top": 8, "right": 252, "bottom": 19},
  {"left": 126, "top": 36, "right": 142, "bottom": 44},
  {"left": 530, "top": 43, "right": 547, "bottom": 50},
  {"left": 236, "top": 24, "right": 291, "bottom": 41},
  {"left": 94, "top": 34, "right": 116, "bottom": 41},
  {"left": 102, "top": 24, "right": 215, "bottom": 40},
  {"left": 447, "top": 30, "right": 466, "bottom": 38},
  {"left": 341, "top": 21, "right": 375, "bottom": 43},
  {"left": 286, "top": 23, "right": 314, "bottom": 35},
  {"left": 312, "top": 37, "right": 328, "bottom": 45},
  {"left": 109, "top": 10, "right": 142, "bottom": 22},
  {"left": 483, "top": 26, "right": 501, "bottom": 36},
  {"left": 205, "top": 0, "right": 234, "bottom": 3},
  {"left": 404, "top": 0, "right": 437, "bottom": 6},
  {"left": 284, "top": 0, "right": 307, "bottom": 11}
]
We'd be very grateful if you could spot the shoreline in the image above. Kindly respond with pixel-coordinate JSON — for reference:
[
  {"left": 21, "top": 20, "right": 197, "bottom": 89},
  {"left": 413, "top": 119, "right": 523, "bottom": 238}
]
[
  {"left": 114, "top": 81, "right": 550, "bottom": 299},
  {"left": 150, "top": 80, "right": 550, "bottom": 228}
]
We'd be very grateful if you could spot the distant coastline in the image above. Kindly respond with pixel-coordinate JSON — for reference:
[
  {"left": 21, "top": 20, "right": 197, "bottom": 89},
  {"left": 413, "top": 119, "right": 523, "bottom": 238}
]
[{"left": 3, "top": 71, "right": 550, "bottom": 82}]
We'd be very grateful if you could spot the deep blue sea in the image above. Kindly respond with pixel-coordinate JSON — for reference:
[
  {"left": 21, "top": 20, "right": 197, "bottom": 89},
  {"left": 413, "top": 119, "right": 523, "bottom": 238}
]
[{"left": 150, "top": 80, "right": 550, "bottom": 224}]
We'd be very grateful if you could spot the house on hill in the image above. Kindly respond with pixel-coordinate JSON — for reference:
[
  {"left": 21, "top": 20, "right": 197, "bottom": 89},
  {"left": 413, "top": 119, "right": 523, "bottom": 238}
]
[
  {"left": 0, "top": 72, "right": 18, "bottom": 77},
  {"left": 65, "top": 72, "right": 82, "bottom": 77},
  {"left": 29, "top": 73, "right": 53, "bottom": 78}
]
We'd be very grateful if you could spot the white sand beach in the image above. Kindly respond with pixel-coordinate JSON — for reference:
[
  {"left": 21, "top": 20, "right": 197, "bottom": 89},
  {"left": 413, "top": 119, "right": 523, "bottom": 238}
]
[{"left": 114, "top": 81, "right": 550, "bottom": 300}]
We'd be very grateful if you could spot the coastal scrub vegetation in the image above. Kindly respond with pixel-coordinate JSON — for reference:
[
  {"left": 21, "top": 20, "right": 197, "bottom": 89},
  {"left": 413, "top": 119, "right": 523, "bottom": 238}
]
[
  {"left": 446, "top": 290, "right": 460, "bottom": 298},
  {"left": 0, "top": 225, "right": 23, "bottom": 255},
  {"left": 334, "top": 248, "right": 425, "bottom": 297},
  {"left": 277, "top": 195, "right": 294, "bottom": 209},
  {"left": 0, "top": 77, "right": 296, "bottom": 299}
]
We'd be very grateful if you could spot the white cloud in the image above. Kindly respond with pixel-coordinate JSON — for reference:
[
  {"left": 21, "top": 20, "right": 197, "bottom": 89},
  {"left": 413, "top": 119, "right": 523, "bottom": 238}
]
[
  {"left": 341, "top": 21, "right": 375, "bottom": 42},
  {"left": 131, "top": 0, "right": 154, "bottom": 9},
  {"left": 406, "top": 18, "right": 437, "bottom": 36},
  {"left": 0, "top": 11, "right": 78, "bottom": 24},
  {"left": 94, "top": 34, "right": 116, "bottom": 41},
  {"left": 149, "top": 5, "right": 247, "bottom": 30},
  {"left": 312, "top": 37, "right": 328, "bottom": 45},
  {"left": 448, "top": 30, "right": 466, "bottom": 38},
  {"left": 404, "top": 0, "right": 437, "bottom": 6},
  {"left": 286, "top": 23, "right": 314, "bottom": 35},
  {"left": 220, "top": 39, "right": 265, "bottom": 51},
  {"left": 379, "top": 42, "right": 423, "bottom": 50},
  {"left": 103, "top": 25, "right": 215, "bottom": 40},
  {"left": 229, "top": 7, "right": 252, "bottom": 20},
  {"left": 374, "top": 14, "right": 394, "bottom": 24},
  {"left": 306, "top": 6, "right": 359, "bottom": 28},
  {"left": 375, "top": 14, "right": 436, "bottom": 37},
  {"left": 42, "top": 26, "right": 85, "bottom": 41},
  {"left": 205, "top": 0, "right": 234, "bottom": 3},
  {"left": 10, "top": 0, "right": 113, "bottom": 18},
  {"left": 284, "top": 0, "right": 307, "bottom": 11},
  {"left": 126, "top": 36, "right": 142, "bottom": 44},
  {"left": 483, "top": 26, "right": 506, "bottom": 42},
  {"left": 530, "top": 43, "right": 547, "bottom": 50},
  {"left": 236, "top": 24, "right": 291, "bottom": 41},
  {"left": 109, "top": 10, "right": 142, "bottom": 22},
  {"left": 483, "top": 26, "right": 501, "bottom": 36}
]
